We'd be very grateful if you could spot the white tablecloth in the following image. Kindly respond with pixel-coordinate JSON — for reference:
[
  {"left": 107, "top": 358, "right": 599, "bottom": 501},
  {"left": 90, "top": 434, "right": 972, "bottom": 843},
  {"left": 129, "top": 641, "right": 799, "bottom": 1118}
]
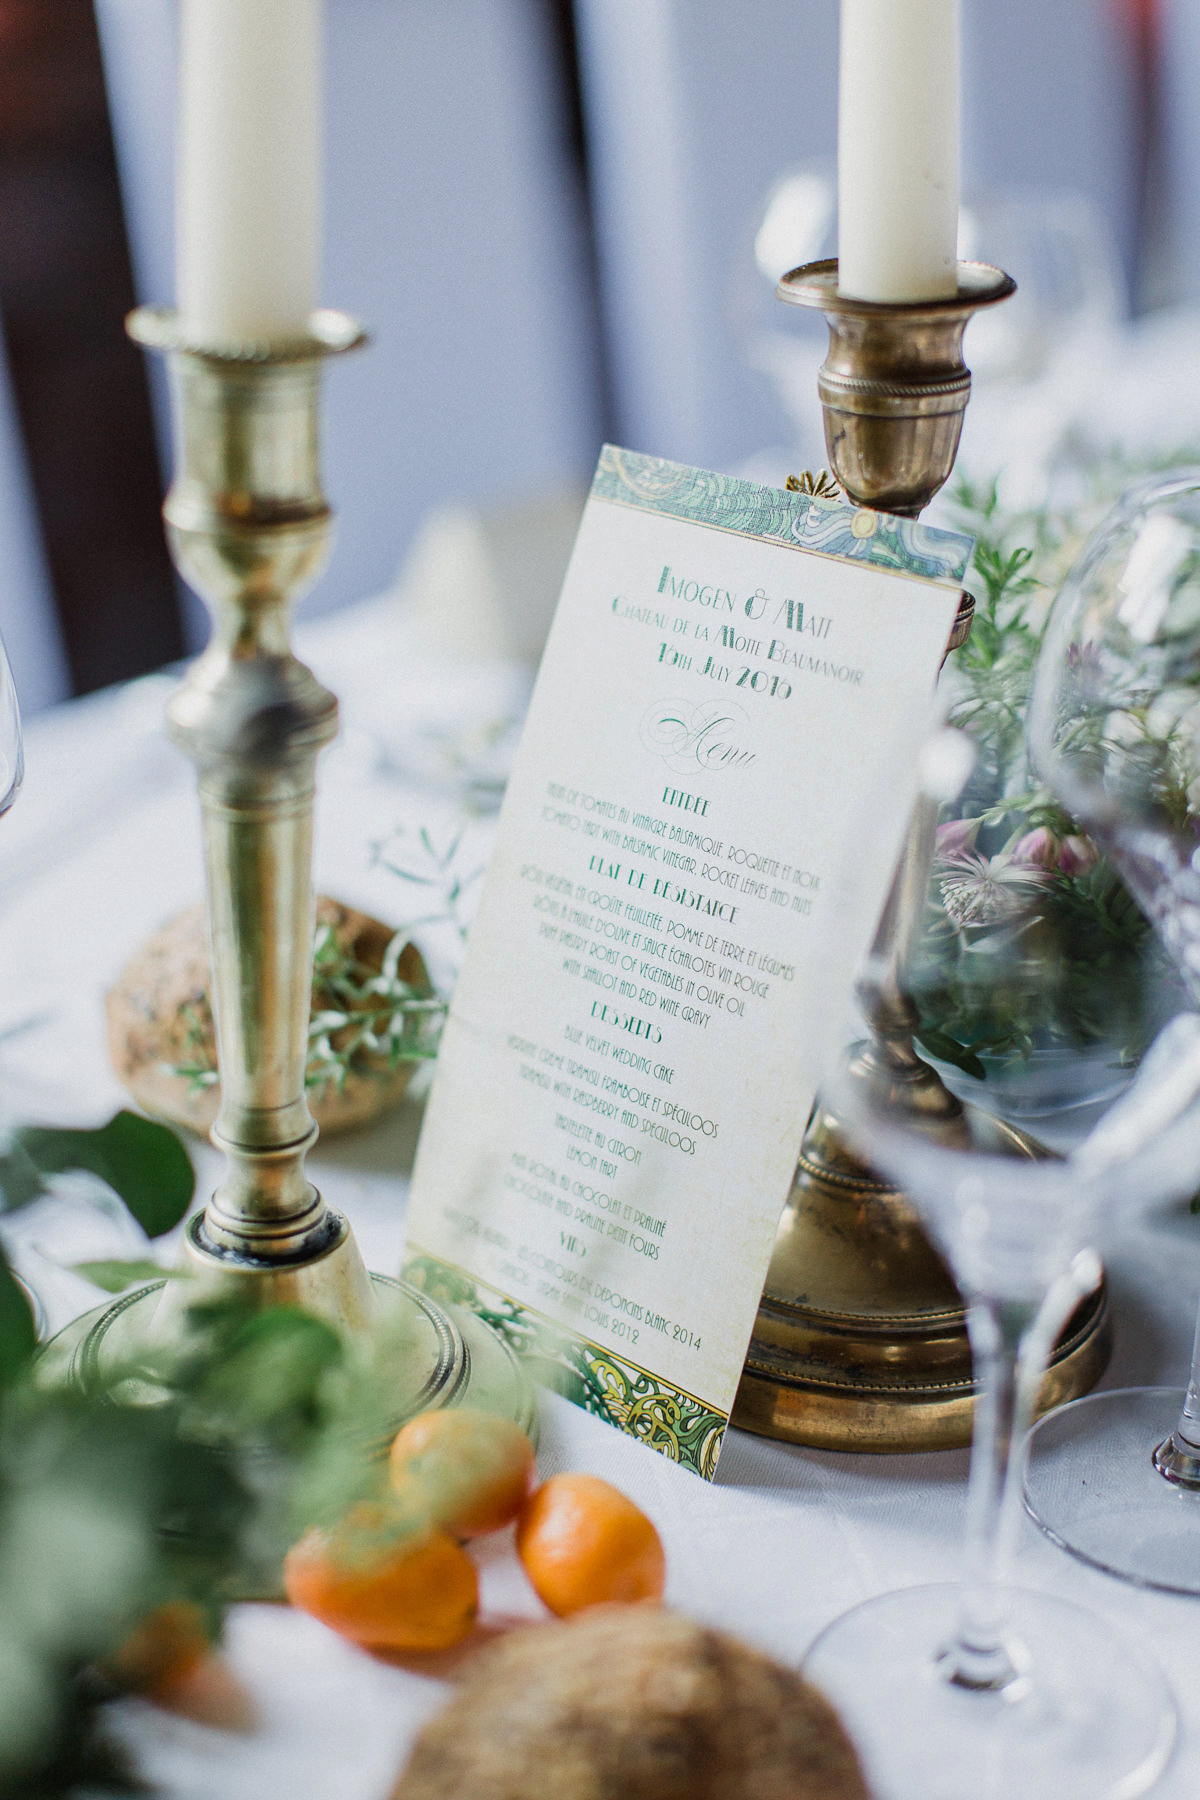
[{"left": 3, "top": 591, "right": 1199, "bottom": 1799}]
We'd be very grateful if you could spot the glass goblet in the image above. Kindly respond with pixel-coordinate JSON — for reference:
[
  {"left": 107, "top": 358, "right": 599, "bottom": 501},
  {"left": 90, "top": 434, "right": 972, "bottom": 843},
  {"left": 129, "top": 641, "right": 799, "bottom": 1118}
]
[
  {"left": 1025, "top": 466, "right": 1200, "bottom": 1593},
  {"left": 0, "top": 628, "right": 31, "bottom": 1323},
  {"left": 800, "top": 810, "right": 1195, "bottom": 1800},
  {"left": 0, "top": 625, "right": 21, "bottom": 820}
]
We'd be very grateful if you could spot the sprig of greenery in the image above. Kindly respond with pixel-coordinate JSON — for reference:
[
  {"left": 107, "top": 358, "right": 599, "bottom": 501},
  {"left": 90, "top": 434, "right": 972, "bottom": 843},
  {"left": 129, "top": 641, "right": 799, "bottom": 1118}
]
[
  {"left": 173, "top": 919, "right": 448, "bottom": 1101},
  {"left": 0, "top": 1112, "right": 195, "bottom": 1392},
  {"left": 911, "top": 466, "right": 1189, "bottom": 1079},
  {"left": 372, "top": 822, "right": 485, "bottom": 946},
  {"left": 0, "top": 1114, "right": 407, "bottom": 1795},
  {"left": 0, "top": 1113, "right": 196, "bottom": 1793},
  {"left": 947, "top": 476, "right": 1057, "bottom": 805},
  {"left": 305, "top": 920, "right": 445, "bottom": 1096},
  {"left": 171, "top": 1001, "right": 219, "bottom": 1097},
  {"left": 0, "top": 1293, "right": 389, "bottom": 1798}
]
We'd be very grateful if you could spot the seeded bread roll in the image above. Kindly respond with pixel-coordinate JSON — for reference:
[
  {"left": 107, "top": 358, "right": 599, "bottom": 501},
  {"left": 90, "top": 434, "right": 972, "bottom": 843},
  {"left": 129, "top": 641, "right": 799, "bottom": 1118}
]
[
  {"left": 391, "top": 1605, "right": 871, "bottom": 1800},
  {"left": 106, "top": 897, "right": 427, "bottom": 1137}
]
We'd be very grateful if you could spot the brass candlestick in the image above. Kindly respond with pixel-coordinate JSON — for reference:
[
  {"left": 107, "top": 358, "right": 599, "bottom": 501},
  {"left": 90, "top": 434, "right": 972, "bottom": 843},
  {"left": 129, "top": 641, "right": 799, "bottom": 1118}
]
[
  {"left": 732, "top": 260, "right": 1109, "bottom": 1451},
  {"left": 47, "top": 309, "right": 533, "bottom": 1444}
]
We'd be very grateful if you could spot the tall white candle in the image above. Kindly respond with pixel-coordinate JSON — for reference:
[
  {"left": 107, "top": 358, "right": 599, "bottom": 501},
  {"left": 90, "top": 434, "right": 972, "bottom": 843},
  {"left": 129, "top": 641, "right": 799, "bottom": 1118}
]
[
  {"left": 837, "top": 0, "right": 960, "bottom": 303},
  {"left": 177, "top": 0, "right": 323, "bottom": 344}
]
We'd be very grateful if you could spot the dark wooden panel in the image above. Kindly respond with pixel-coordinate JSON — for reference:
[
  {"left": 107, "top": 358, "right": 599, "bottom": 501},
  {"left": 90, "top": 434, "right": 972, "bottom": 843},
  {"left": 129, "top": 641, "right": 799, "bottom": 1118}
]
[{"left": 0, "top": 0, "right": 181, "bottom": 695}]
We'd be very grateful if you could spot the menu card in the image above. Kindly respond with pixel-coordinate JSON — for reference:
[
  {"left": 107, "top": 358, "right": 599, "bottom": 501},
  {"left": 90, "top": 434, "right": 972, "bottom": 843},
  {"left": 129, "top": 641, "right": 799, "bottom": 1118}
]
[{"left": 404, "top": 448, "right": 971, "bottom": 1476}]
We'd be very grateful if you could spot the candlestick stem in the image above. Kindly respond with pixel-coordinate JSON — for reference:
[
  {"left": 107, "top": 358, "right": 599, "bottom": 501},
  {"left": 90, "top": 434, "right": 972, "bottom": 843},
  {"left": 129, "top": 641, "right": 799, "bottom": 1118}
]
[
  {"left": 45, "top": 311, "right": 534, "bottom": 1520},
  {"left": 126, "top": 307, "right": 372, "bottom": 1320}
]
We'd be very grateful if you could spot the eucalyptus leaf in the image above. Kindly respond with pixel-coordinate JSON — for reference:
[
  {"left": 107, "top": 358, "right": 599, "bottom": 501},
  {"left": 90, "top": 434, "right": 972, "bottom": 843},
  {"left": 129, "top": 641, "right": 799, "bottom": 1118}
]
[
  {"left": 69, "top": 1259, "right": 176, "bottom": 1295},
  {"left": 13, "top": 1113, "right": 194, "bottom": 1239},
  {"left": 185, "top": 1306, "right": 347, "bottom": 1442},
  {"left": 0, "top": 1140, "right": 46, "bottom": 1212},
  {"left": 0, "top": 1272, "right": 400, "bottom": 1793},
  {"left": 915, "top": 1027, "right": 988, "bottom": 1082},
  {"left": 0, "top": 1253, "right": 37, "bottom": 1389}
]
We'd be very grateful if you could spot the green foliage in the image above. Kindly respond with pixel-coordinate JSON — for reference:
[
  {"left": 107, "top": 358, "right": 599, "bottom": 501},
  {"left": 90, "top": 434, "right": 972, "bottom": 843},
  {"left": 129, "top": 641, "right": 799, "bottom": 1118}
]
[
  {"left": 170, "top": 1002, "right": 219, "bottom": 1098},
  {"left": 305, "top": 918, "right": 445, "bottom": 1096},
  {"left": 915, "top": 469, "right": 1185, "bottom": 1077},
  {"left": 0, "top": 1284, "right": 396, "bottom": 1797},
  {"left": 10, "top": 1115, "right": 194, "bottom": 1240},
  {"left": 0, "top": 1123, "right": 418, "bottom": 1792},
  {"left": 947, "top": 475, "right": 1060, "bottom": 804},
  {"left": 0, "top": 1137, "right": 46, "bottom": 1211},
  {"left": 0, "top": 1113, "right": 196, "bottom": 1400},
  {"left": 912, "top": 858, "right": 1162, "bottom": 1076},
  {"left": 172, "top": 919, "right": 447, "bottom": 1101},
  {"left": 372, "top": 823, "right": 484, "bottom": 948},
  {"left": 0, "top": 1383, "right": 242, "bottom": 1796},
  {"left": 68, "top": 1262, "right": 180, "bottom": 1297},
  {"left": 0, "top": 1264, "right": 37, "bottom": 1396},
  {"left": 913, "top": 1025, "right": 987, "bottom": 1082}
]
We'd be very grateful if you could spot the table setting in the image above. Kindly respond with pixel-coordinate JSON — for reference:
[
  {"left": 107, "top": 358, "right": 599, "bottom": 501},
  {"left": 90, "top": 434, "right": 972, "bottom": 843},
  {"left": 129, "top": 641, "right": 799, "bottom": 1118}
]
[{"left": 3, "top": 1, "right": 1200, "bottom": 1797}]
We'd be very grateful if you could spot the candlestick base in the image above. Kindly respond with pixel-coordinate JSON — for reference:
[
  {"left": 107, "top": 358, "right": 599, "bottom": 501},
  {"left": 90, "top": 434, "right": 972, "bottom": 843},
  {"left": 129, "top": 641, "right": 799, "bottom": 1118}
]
[
  {"left": 43, "top": 1273, "right": 536, "bottom": 1444},
  {"left": 42, "top": 1269, "right": 535, "bottom": 1595},
  {"left": 732, "top": 1104, "right": 1111, "bottom": 1451}
]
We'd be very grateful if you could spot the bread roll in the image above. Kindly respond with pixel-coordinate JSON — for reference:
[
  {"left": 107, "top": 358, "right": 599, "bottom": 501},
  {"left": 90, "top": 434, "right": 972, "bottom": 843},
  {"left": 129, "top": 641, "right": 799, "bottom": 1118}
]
[
  {"left": 392, "top": 1605, "right": 871, "bottom": 1800},
  {"left": 106, "top": 897, "right": 429, "bottom": 1137}
]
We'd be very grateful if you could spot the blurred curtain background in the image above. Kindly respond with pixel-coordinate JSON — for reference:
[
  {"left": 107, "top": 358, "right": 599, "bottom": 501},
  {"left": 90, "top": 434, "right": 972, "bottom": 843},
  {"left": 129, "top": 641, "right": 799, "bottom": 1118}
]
[{"left": 0, "top": 0, "right": 1190, "bottom": 712}]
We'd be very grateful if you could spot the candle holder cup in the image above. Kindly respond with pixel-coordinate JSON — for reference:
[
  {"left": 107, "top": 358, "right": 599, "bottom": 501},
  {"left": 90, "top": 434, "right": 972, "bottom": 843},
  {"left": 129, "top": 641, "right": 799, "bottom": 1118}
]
[
  {"left": 45, "top": 310, "right": 534, "bottom": 1522},
  {"left": 777, "top": 257, "right": 1012, "bottom": 517},
  {"left": 732, "top": 259, "right": 1110, "bottom": 1451}
]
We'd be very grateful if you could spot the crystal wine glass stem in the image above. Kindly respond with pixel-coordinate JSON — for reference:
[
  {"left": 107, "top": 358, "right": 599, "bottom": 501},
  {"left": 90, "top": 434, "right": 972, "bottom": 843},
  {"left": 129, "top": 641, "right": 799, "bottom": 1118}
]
[
  {"left": 948, "top": 1294, "right": 1034, "bottom": 1691},
  {"left": 948, "top": 1260, "right": 1096, "bottom": 1691},
  {"left": 1153, "top": 1295, "right": 1200, "bottom": 1487},
  {"left": 1178, "top": 1301, "right": 1200, "bottom": 1446}
]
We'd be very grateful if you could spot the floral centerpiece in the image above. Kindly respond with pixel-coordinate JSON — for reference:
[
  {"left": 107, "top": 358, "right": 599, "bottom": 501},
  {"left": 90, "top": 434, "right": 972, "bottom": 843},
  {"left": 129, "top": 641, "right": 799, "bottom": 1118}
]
[{"left": 908, "top": 462, "right": 1187, "bottom": 1115}]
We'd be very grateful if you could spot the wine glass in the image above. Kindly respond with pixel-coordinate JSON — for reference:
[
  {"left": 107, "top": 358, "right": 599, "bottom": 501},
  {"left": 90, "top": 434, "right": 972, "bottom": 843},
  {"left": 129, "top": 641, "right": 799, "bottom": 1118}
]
[
  {"left": 798, "top": 724, "right": 1200, "bottom": 1800},
  {"left": 1024, "top": 468, "right": 1200, "bottom": 1593},
  {"left": 0, "top": 625, "right": 21, "bottom": 821},
  {"left": 0, "top": 628, "right": 33, "bottom": 1328}
]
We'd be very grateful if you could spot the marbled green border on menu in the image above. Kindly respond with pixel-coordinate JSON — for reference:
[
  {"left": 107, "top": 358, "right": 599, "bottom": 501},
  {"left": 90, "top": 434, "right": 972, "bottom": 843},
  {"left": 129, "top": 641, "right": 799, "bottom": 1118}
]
[
  {"left": 591, "top": 443, "right": 974, "bottom": 586},
  {"left": 404, "top": 1248, "right": 727, "bottom": 1480}
]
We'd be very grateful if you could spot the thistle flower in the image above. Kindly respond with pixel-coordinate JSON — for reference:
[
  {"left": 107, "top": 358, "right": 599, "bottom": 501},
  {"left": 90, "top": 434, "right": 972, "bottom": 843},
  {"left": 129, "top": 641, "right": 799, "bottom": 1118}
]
[{"left": 938, "top": 851, "right": 1053, "bottom": 928}]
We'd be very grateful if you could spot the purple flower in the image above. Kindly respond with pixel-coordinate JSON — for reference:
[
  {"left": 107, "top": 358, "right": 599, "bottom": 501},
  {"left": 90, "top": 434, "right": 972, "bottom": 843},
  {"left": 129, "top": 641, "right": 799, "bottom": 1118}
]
[
  {"left": 935, "top": 817, "right": 981, "bottom": 859},
  {"left": 1011, "top": 827, "right": 1061, "bottom": 870},
  {"left": 1058, "top": 834, "right": 1099, "bottom": 876}
]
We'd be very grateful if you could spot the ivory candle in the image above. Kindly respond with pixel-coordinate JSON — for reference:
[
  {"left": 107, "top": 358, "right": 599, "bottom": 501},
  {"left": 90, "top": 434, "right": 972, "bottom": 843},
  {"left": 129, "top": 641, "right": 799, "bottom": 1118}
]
[
  {"left": 177, "top": 0, "right": 323, "bottom": 343},
  {"left": 837, "top": 0, "right": 960, "bottom": 302}
]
